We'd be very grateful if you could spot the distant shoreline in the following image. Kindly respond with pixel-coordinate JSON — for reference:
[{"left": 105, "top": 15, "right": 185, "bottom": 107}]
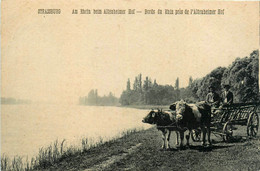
[
  {"left": 81, "top": 104, "right": 170, "bottom": 110},
  {"left": 118, "top": 104, "right": 170, "bottom": 110},
  {"left": 1, "top": 103, "right": 170, "bottom": 110}
]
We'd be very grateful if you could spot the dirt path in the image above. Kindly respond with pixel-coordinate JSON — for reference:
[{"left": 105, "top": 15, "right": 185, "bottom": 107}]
[
  {"left": 44, "top": 127, "right": 260, "bottom": 171},
  {"left": 84, "top": 143, "right": 142, "bottom": 171},
  {"left": 95, "top": 127, "right": 260, "bottom": 171}
]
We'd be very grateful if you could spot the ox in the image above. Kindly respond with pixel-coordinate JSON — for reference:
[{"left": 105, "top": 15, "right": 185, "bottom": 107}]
[
  {"left": 142, "top": 109, "right": 182, "bottom": 150},
  {"left": 169, "top": 100, "right": 212, "bottom": 147}
]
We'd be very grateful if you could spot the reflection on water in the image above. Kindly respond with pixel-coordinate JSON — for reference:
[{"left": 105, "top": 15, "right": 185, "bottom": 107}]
[{"left": 1, "top": 104, "right": 152, "bottom": 158}]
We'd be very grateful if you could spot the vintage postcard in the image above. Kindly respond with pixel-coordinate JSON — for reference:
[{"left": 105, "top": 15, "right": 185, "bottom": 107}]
[{"left": 1, "top": 1, "right": 259, "bottom": 170}]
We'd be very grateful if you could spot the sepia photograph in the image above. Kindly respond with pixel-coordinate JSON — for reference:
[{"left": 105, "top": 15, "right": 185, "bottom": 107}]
[{"left": 1, "top": 1, "right": 259, "bottom": 170}]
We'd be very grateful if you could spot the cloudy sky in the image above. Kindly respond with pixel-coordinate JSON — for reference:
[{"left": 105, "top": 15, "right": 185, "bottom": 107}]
[{"left": 2, "top": 1, "right": 259, "bottom": 104}]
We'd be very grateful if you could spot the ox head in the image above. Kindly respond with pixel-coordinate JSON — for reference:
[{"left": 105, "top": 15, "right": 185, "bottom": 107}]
[
  {"left": 142, "top": 110, "right": 158, "bottom": 124},
  {"left": 169, "top": 100, "right": 187, "bottom": 121}
]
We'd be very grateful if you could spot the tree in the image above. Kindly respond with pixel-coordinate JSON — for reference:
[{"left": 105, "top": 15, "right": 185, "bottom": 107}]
[
  {"left": 153, "top": 79, "right": 158, "bottom": 87},
  {"left": 174, "top": 77, "right": 180, "bottom": 100},
  {"left": 188, "top": 76, "right": 193, "bottom": 87},
  {"left": 133, "top": 77, "right": 138, "bottom": 91},
  {"left": 94, "top": 89, "right": 98, "bottom": 104},
  {"left": 221, "top": 50, "right": 259, "bottom": 102},
  {"left": 127, "top": 79, "right": 131, "bottom": 91},
  {"left": 120, "top": 90, "right": 131, "bottom": 105},
  {"left": 138, "top": 73, "right": 143, "bottom": 92},
  {"left": 85, "top": 89, "right": 118, "bottom": 106},
  {"left": 143, "top": 77, "right": 150, "bottom": 104},
  {"left": 175, "top": 77, "right": 179, "bottom": 90},
  {"left": 143, "top": 77, "right": 149, "bottom": 91},
  {"left": 87, "top": 89, "right": 96, "bottom": 105}
]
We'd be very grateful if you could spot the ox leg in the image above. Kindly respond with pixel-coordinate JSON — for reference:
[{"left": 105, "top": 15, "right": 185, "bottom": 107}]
[
  {"left": 161, "top": 130, "right": 166, "bottom": 149},
  {"left": 166, "top": 130, "right": 171, "bottom": 149},
  {"left": 186, "top": 130, "right": 191, "bottom": 147},
  {"left": 207, "top": 126, "right": 212, "bottom": 146},
  {"left": 201, "top": 126, "right": 206, "bottom": 146},
  {"left": 175, "top": 131, "right": 179, "bottom": 145},
  {"left": 179, "top": 131, "right": 185, "bottom": 149}
]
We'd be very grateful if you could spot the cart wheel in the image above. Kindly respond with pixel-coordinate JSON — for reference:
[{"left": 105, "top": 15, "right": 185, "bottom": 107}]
[
  {"left": 191, "top": 129, "right": 201, "bottom": 142},
  {"left": 247, "top": 112, "right": 259, "bottom": 138},
  {"left": 223, "top": 122, "right": 233, "bottom": 142}
]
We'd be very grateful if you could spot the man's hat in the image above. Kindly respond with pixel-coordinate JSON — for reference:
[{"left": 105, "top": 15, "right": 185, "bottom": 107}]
[{"left": 223, "top": 84, "right": 231, "bottom": 89}]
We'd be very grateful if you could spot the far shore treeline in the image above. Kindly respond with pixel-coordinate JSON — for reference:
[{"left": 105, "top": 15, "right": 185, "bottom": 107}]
[
  {"left": 79, "top": 90, "right": 118, "bottom": 106},
  {"left": 1, "top": 97, "right": 32, "bottom": 105},
  {"left": 80, "top": 50, "right": 259, "bottom": 106}
]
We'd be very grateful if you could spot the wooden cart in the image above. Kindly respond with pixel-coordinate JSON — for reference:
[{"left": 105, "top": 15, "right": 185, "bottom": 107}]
[{"left": 191, "top": 103, "right": 259, "bottom": 142}]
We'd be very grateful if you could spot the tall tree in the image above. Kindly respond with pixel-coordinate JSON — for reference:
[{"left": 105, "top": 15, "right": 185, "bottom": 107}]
[
  {"left": 188, "top": 76, "right": 193, "bottom": 87},
  {"left": 133, "top": 77, "right": 138, "bottom": 91},
  {"left": 175, "top": 77, "right": 179, "bottom": 90},
  {"left": 127, "top": 79, "right": 131, "bottom": 91},
  {"left": 148, "top": 77, "right": 152, "bottom": 88},
  {"left": 143, "top": 77, "right": 149, "bottom": 91},
  {"left": 175, "top": 77, "right": 180, "bottom": 100},
  {"left": 94, "top": 89, "right": 98, "bottom": 104},
  {"left": 138, "top": 73, "right": 143, "bottom": 92},
  {"left": 143, "top": 76, "right": 151, "bottom": 104}
]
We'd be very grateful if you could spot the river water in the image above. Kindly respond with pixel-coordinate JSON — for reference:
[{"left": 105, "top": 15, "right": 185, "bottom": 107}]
[{"left": 1, "top": 104, "right": 152, "bottom": 159}]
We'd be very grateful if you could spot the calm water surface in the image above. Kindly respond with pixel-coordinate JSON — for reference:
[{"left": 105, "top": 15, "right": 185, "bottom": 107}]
[{"left": 1, "top": 104, "right": 152, "bottom": 158}]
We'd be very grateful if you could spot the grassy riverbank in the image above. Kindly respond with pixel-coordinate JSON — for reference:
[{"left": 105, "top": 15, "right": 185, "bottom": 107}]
[
  {"left": 2, "top": 126, "right": 260, "bottom": 170},
  {"left": 33, "top": 127, "right": 260, "bottom": 170},
  {"left": 1, "top": 129, "right": 142, "bottom": 171}
]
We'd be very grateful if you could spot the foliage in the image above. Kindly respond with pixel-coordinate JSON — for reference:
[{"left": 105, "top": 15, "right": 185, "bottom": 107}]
[
  {"left": 190, "top": 67, "right": 226, "bottom": 101},
  {"left": 190, "top": 50, "right": 259, "bottom": 103},
  {"left": 221, "top": 50, "right": 259, "bottom": 102},
  {"left": 120, "top": 75, "right": 183, "bottom": 105},
  {"left": 120, "top": 50, "right": 259, "bottom": 105}
]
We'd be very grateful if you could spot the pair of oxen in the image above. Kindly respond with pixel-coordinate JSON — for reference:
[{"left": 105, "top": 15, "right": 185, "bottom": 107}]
[{"left": 142, "top": 100, "right": 212, "bottom": 149}]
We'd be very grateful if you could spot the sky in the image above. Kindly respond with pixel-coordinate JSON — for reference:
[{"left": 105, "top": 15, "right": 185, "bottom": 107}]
[{"left": 1, "top": 1, "right": 259, "bottom": 104}]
